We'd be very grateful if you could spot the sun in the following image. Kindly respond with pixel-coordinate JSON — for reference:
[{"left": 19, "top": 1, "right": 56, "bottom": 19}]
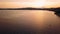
[{"left": 31, "top": 0, "right": 47, "bottom": 8}]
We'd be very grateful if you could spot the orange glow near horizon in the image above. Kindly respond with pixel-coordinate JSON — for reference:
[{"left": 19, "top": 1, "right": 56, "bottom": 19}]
[{"left": 0, "top": 0, "right": 60, "bottom": 8}]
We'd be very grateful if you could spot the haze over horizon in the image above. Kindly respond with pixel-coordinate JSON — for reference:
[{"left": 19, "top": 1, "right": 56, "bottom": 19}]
[{"left": 0, "top": 0, "right": 60, "bottom": 8}]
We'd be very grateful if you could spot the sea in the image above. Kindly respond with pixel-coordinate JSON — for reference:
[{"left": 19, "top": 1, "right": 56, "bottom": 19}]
[{"left": 0, "top": 10, "right": 60, "bottom": 34}]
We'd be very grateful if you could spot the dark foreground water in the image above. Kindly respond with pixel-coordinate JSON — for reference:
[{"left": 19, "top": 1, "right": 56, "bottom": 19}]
[{"left": 0, "top": 10, "right": 60, "bottom": 34}]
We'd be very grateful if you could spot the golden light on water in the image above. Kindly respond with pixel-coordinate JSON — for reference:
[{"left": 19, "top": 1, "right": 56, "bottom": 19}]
[{"left": 0, "top": 10, "right": 60, "bottom": 33}]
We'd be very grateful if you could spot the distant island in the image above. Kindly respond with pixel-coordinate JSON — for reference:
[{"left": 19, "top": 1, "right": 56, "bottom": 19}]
[
  {"left": 0, "top": 7, "right": 60, "bottom": 13},
  {"left": 0, "top": 7, "right": 51, "bottom": 10},
  {"left": 0, "top": 7, "right": 60, "bottom": 16}
]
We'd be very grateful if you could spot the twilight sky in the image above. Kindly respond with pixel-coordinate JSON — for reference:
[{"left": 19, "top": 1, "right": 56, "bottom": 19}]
[{"left": 0, "top": 0, "right": 60, "bottom": 8}]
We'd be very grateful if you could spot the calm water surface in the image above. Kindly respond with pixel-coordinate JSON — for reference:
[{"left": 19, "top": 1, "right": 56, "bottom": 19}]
[{"left": 0, "top": 10, "right": 60, "bottom": 33}]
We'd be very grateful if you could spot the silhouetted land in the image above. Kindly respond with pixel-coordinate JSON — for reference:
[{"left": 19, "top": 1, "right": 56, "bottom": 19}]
[
  {"left": 0, "top": 7, "right": 60, "bottom": 16},
  {"left": 0, "top": 7, "right": 60, "bottom": 34}
]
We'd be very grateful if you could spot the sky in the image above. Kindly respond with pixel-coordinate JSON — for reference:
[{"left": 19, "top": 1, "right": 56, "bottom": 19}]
[{"left": 0, "top": 0, "right": 60, "bottom": 8}]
